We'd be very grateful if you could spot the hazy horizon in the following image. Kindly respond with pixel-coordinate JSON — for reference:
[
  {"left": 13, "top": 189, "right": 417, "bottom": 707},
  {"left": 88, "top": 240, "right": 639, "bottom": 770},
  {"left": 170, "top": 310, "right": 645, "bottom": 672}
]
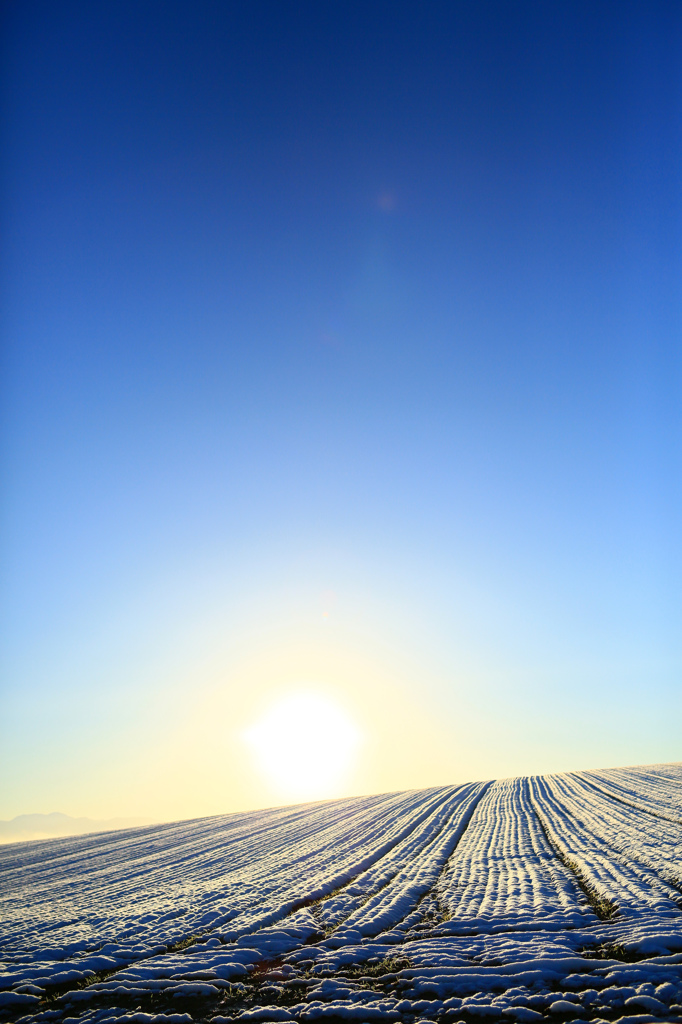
[{"left": 3, "top": 756, "right": 681, "bottom": 844}]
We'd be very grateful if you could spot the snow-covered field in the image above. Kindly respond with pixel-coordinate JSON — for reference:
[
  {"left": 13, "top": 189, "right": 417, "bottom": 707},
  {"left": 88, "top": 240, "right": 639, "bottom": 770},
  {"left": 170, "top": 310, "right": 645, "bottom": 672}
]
[{"left": 2, "top": 765, "right": 682, "bottom": 1024}]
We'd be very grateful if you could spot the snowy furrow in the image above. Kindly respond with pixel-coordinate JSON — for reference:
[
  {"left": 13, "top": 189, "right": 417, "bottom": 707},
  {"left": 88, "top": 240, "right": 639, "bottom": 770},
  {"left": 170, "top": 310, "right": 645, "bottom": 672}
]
[
  {"left": 530, "top": 775, "right": 682, "bottom": 917},
  {"left": 551, "top": 772, "right": 682, "bottom": 888},
  {"left": 313, "top": 786, "right": 472, "bottom": 933},
  {"left": 2, "top": 764, "right": 682, "bottom": 1024},
  {"left": 577, "top": 764, "right": 682, "bottom": 823},
  {"left": 210, "top": 785, "right": 464, "bottom": 941},
  {"left": 539, "top": 772, "right": 682, "bottom": 903},
  {"left": 324, "top": 781, "right": 488, "bottom": 942},
  {"left": 26, "top": 785, "right": 485, "bottom": 1001},
  {"left": 435, "top": 777, "right": 592, "bottom": 933},
  {"left": 299, "top": 928, "right": 682, "bottom": 1017},
  {"left": 0, "top": 789, "right": 457, "bottom": 979}
]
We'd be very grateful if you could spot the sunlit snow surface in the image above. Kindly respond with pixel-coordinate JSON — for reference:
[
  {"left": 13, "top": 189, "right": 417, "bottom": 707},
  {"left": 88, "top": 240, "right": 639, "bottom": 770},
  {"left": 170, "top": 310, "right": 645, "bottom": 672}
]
[{"left": 2, "top": 766, "right": 682, "bottom": 1024}]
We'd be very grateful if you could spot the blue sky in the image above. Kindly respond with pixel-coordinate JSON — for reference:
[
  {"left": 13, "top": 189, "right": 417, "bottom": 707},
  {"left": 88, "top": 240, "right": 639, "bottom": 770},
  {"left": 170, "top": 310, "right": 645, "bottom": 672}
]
[{"left": 1, "top": 1, "right": 680, "bottom": 819}]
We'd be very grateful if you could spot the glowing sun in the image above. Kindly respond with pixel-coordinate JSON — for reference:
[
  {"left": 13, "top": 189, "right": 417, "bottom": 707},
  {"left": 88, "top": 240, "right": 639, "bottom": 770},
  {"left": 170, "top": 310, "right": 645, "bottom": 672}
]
[{"left": 243, "top": 691, "right": 361, "bottom": 803}]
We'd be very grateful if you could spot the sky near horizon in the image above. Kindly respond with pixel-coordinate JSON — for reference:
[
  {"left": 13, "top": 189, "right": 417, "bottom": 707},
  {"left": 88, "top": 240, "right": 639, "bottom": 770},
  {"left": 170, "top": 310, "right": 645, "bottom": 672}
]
[{"left": 1, "top": 1, "right": 680, "bottom": 823}]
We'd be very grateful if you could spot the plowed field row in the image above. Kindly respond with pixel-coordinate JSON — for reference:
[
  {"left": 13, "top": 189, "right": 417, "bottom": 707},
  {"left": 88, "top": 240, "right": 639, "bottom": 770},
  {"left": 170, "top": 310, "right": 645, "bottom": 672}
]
[{"left": 2, "top": 763, "right": 682, "bottom": 1024}]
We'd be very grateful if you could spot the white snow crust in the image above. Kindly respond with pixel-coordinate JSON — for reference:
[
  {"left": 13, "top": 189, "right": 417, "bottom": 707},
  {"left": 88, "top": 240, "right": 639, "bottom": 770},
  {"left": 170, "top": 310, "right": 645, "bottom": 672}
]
[{"left": 1, "top": 764, "right": 682, "bottom": 1024}]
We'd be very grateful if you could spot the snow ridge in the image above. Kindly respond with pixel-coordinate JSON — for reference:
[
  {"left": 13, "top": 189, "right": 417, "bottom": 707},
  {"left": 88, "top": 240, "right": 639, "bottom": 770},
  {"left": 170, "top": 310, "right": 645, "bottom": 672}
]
[{"left": 2, "top": 765, "right": 682, "bottom": 1024}]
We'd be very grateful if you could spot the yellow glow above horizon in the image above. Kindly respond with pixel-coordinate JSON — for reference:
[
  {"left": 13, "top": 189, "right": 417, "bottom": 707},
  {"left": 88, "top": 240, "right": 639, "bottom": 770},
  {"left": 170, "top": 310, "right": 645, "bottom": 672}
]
[{"left": 243, "top": 690, "right": 362, "bottom": 803}]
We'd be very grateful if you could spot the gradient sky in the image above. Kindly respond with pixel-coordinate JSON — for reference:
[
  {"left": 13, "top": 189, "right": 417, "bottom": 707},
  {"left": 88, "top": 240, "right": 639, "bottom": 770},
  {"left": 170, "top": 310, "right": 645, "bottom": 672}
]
[{"left": 1, "top": 1, "right": 680, "bottom": 822}]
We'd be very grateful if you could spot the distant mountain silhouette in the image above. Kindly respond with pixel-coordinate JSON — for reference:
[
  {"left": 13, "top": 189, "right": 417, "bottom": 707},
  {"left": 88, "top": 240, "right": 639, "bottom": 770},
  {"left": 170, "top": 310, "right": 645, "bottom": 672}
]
[{"left": 0, "top": 812, "right": 154, "bottom": 844}]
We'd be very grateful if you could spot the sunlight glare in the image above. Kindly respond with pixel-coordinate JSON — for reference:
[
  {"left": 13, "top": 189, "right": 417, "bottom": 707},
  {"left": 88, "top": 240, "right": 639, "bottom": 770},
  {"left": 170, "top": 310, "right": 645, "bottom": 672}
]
[{"left": 243, "top": 691, "right": 361, "bottom": 803}]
